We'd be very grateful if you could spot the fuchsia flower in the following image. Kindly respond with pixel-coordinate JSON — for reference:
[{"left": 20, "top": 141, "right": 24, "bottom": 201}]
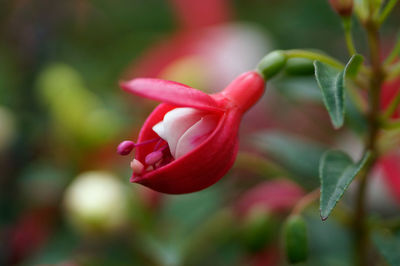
[{"left": 118, "top": 71, "right": 265, "bottom": 194}]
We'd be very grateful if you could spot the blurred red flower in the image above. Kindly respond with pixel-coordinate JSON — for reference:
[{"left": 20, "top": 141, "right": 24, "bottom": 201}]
[
  {"left": 381, "top": 77, "right": 400, "bottom": 118},
  {"left": 236, "top": 180, "right": 305, "bottom": 216}
]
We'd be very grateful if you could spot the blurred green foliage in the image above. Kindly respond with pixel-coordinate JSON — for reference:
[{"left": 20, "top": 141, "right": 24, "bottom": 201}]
[{"left": 0, "top": 0, "right": 399, "bottom": 265}]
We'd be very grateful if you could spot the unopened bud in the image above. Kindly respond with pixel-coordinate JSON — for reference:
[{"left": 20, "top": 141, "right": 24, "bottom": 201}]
[
  {"left": 283, "top": 215, "right": 308, "bottom": 264},
  {"left": 329, "top": 0, "right": 353, "bottom": 17}
]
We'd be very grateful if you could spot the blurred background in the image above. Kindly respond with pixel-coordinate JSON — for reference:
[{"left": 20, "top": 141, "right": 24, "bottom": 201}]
[{"left": 0, "top": 0, "right": 399, "bottom": 265}]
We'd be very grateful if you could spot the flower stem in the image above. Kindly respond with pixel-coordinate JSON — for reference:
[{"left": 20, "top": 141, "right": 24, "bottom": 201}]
[
  {"left": 342, "top": 17, "right": 357, "bottom": 55},
  {"left": 291, "top": 189, "right": 320, "bottom": 216},
  {"left": 284, "top": 49, "right": 370, "bottom": 84},
  {"left": 353, "top": 18, "right": 384, "bottom": 266},
  {"left": 382, "top": 87, "right": 400, "bottom": 119},
  {"left": 378, "top": 0, "right": 399, "bottom": 25},
  {"left": 387, "top": 61, "right": 400, "bottom": 80},
  {"left": 379, "top": 118, "right": 400, "bottom": 129},
  {"left": 284, "top": 49, "right": 344, "bottom": 69},
  {"left": 383, "top": 31, "right": 400, "bottom": 66}
]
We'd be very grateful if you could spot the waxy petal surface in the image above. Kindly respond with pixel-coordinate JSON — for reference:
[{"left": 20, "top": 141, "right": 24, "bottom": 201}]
[
  {"left": 134, "top": 103, "right": 176, "bottom": 164},
  {"left": 132, "top": 107, "right": 240, "bottom": 194},
  {"left": 160, "top": 107, "right": 204, "bottom": 157},
  {"left": 175, "top": 114, "right": 219, "bottom": 158},
  {"left": 121, "top": 78, "right": 224, "bottom": 112}
]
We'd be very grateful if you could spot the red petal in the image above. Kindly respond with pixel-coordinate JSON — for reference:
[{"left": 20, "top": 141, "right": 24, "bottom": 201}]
[
  {"left": 120, "top": 78, "right": 224, "bottom": 112},
  {"left": 379, "top": 153, "right": 400, "bottom": 204},
  {"left": 220, "top": 71, "right": 265, "bottom": 112},
  {"left": 134, "top": 103, "right": 176, "bottom": 163},
  {"left": 132, "top": 105, "right": 241, "bottom": 194}
]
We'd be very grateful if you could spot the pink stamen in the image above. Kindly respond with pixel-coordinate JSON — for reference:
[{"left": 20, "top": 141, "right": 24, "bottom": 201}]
[
  {"left": 120, "top": 137, "right": 173, "bottom": 174},
  {"left": 153, "top": 139, "right": 163, "bottom": 151},
  {"left": 130, "top": 159, "right": 144, "bottom": 174},
  {"left": 145, "top": 151, "right": 163, "bottom": 165},
  {"left": 145, "top": 145, "right": 169, "bottom": 165}
]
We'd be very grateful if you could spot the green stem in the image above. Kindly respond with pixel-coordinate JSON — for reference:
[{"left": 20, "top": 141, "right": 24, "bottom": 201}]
[
  {"left": 284, "top": 49, "right": 344, "bottom": 69},
  {"left": 387, "top": 61, "right": 400, "bottom": 80},
  {"left": 378, "top": 216, "right": 400, "bottom": 230},
  {"left": 383, "top": 31, "right": 400, "bottom": 66},
  {"left": 382, "top": 88, "right": 400, "bottom": 119},
  {"left": 291, "top": 189, "right": 320, "bottom": 215},
  {"left": 342, "top": 17, "right": 357, "bottom": 55},
  {"left": 353, "top": 18, "right": 384, "bottom": 266},
  {"left": 378, "top": 0, "right": 399, "bottom": 25},
  {"left": 284, "top": 49, "right": 370, "bottom": 82},
  {"left": 379, "top": 119, "right": 400, "bottom": 129}
]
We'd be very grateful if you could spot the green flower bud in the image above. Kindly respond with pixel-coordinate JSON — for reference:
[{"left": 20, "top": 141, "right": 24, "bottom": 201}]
[
  {"left": 257, "top": 51, "right": 287, "bottom": 80},
  {"left": 285, "top": 58, "right": 315, "bottom": 76},
  {"left": 283, "top": 215, "right": 308, "bottom": 264}
]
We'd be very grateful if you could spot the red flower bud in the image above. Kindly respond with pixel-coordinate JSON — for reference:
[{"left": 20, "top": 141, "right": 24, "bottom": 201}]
[
  {"left": 119, "top": 71, "right": 265, "bottom": 194},
  {"left": 329, "top": 0, "right": 353, "bottom": 17}
]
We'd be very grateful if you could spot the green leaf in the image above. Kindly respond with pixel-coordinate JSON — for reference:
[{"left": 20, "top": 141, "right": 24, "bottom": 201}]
[
  {"left": 345, "top": 54, "right": 364, "bottom": 78},
  {"left": 314, "top": 54, "right": 363, "bottom": 129},
  {"left": 373, "top": 232, "right": 400, "bottom": 266},
  {"left": 314, "top": 61, "right": 345, "bottom": 129},
  {"left": 319, "top": 150, "right": 370, "bottom": 220},
  {"left": 252, "top": 131, "right": 327, "bottom": 189}
]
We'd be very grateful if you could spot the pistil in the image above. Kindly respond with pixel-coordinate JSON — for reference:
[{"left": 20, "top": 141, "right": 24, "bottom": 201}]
[{"left": 118, "top": 137, "right": 172, "bottom": 175}]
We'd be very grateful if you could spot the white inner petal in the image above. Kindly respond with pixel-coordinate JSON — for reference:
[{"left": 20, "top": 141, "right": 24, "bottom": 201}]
[
  {"left": 152, "top": 121, "right": 166, "bottom": 139},
  {"left": 175, "top": 114, "right": 219, "bottom": 159},
  {"left": 151, "top": 107, "right": 219, "bottom": 159},
  {"left": 152, "top": 108, "right": 203, "bottom": 157}
]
